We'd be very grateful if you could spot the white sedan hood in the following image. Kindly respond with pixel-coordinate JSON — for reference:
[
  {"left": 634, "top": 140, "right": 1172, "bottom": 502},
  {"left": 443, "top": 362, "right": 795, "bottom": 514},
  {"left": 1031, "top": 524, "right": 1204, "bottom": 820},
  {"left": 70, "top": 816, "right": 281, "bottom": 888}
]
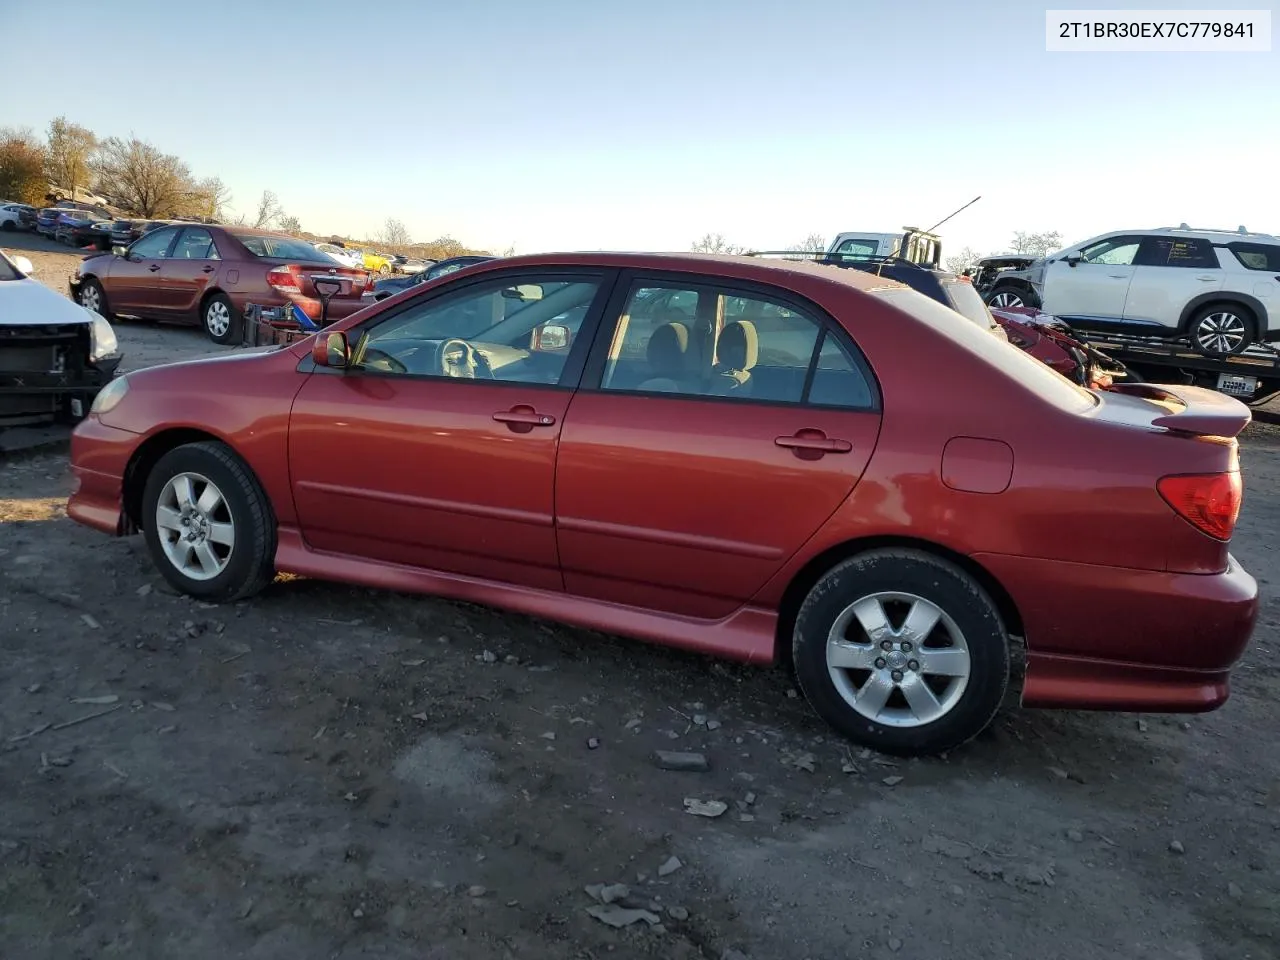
[{"left": 0, "top": 276, "right": 94, "bottom": 327}]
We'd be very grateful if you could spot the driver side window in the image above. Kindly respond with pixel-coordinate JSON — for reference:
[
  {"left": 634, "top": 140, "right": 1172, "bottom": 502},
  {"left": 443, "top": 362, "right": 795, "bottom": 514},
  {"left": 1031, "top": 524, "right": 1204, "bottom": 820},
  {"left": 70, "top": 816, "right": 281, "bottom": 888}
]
[
  {"left": 1079, "top": 236, "right": 1143, "bottom": 266},
  {"left": 352, "top": 275, "right": 603, "bottom": 385},
  {"left": 130, "top": 228, "right": 177, "bottom": 260}
]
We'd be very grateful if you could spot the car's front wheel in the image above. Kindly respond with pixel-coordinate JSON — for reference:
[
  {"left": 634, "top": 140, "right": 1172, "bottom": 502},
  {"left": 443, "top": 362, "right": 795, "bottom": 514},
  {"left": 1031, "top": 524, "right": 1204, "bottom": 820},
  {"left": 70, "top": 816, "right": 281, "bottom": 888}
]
[
  {"left": 142, "top": 441, "right": 276, "bottom": 602},
  {"left": 78, "top": 278, "right": 110, "bottom": 318},
  {"left": 1189, "top": 304, "right": 1254, "bottom": 356},
  {"left": 792, "top": 549, "right": 1010, "bottom": 756},
  {"left": 378, "top": 263, "right": 391, "bottom": 275},
  {"left": 203, "top": 293, "right": 241, "bottom": 345},
  {"left": 985, "top": 285, "right": 1039, "bottom": 310}
]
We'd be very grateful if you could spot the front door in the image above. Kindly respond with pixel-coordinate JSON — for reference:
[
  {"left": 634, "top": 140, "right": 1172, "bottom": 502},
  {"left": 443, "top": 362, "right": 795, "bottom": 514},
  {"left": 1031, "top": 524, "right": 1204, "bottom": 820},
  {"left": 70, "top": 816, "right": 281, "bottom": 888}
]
[
  {"left": 555, "top": 275, "right": 882, "bottom": 620},
  {"left": 287, "top": 268, "right": 613, "bottom": 591},
  {"left": 107, "top": 225, "right": 180, "bottom": 317},
  {"left": 1041, "top": 233, "right": 1144, "bottom": 326},
  {"left": 161, "top": 226, "right": 223, "bottom": 320}
]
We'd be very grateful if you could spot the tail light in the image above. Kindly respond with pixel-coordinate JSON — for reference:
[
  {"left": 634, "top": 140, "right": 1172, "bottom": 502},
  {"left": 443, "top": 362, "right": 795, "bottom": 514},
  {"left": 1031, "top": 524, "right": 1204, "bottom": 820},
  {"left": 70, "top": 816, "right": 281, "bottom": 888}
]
[
  {"left": 266, "top": 265, "right": 301, "bottom": 294},
  {"left": 1157, "top": 472, "right": 1242, "bottom": 541}
]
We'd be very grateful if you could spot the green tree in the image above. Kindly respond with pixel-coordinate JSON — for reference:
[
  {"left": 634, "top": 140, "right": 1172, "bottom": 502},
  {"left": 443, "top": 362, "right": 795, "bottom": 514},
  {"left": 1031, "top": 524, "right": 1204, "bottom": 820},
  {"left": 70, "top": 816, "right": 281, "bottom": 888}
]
[
  {"left": 0, "top": 128, "right": 47, "bottom": 205},
  {"left": 45, "top": 116, "right": 98, "bottom": 200}
]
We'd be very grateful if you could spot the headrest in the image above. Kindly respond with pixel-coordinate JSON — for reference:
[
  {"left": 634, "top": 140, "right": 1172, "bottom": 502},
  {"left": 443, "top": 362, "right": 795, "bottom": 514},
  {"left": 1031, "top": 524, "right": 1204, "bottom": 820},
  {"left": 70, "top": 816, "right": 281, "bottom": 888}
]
[
  {"left": 647, "top": 322, "right": 690, "bottom": 373},
  {"left": 717, "top": 320, "right": 759, "bottom": 371}
]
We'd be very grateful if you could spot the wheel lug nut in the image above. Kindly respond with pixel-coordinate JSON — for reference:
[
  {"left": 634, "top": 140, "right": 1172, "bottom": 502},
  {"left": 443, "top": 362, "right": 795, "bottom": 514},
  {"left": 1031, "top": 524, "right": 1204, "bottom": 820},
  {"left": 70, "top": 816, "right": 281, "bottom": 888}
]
[
  {"left": 875, "top": 657, "right": 887, "bottom": 669},
  {"left": 880, "top": 640, "right": 892, "bottom": 651},
  {"left": 891, "top": 670, "right": 904, "bottom": 682},
  {"left": 901, "top": 642, "right": 912, "bottom": 652},
  {"left": 908, "top": 660, "right": 920, "bottom": 671}
]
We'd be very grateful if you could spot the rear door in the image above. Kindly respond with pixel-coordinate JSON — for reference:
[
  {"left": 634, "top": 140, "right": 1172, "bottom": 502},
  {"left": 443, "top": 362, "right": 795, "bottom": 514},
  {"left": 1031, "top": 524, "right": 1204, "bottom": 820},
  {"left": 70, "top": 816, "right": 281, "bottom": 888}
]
[
  {"left": 160, "top": 226, "right": 223, "bottom": 319},
  {"left": 554, "top": 273, "right": 882, "bottom": 619},
  {"left": 1124, "top": 235, "right": 1225, "bottom": 330},
  {"left": 106, "top": 225, "right": 180, "bottom": 317}
]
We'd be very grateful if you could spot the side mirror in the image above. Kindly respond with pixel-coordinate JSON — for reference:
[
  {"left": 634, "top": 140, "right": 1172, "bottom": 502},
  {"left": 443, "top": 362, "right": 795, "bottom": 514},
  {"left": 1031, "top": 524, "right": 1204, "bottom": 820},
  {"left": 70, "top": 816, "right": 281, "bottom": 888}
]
[
  {"left": 1064, "top": 253, "right": 1083, "bottom": 267},
  {"left": 313, "top": 331, "right": 349, "bottom": 368},
  {"left": 11, "top": 255, "right": 34, "bottom": 275},
  {"left": 112, "top": 244, "right": 127, "bottom": 257},
  {"left": 534, "top": 323, "right": 570, "bottom": 351}
]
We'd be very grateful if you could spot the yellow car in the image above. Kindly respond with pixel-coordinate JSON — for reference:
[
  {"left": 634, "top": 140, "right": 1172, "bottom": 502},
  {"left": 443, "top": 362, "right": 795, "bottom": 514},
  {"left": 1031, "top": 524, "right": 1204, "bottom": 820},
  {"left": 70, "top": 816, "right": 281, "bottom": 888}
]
[{"left": 359, "top": 249, "right": 393, "bottom": 275}]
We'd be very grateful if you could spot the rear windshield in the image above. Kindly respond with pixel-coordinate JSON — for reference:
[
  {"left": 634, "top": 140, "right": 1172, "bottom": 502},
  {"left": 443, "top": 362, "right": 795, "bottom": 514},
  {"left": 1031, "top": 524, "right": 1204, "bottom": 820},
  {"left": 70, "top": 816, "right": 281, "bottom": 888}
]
[
  {"left": 233, "top": 234, "right": 329, "bottom": 261},
  {"left": 941, "top": 279, "right": 998, "bottom": 329},
  {"left": 874, "top": 286, "right": 1097, "bottom": 414}
]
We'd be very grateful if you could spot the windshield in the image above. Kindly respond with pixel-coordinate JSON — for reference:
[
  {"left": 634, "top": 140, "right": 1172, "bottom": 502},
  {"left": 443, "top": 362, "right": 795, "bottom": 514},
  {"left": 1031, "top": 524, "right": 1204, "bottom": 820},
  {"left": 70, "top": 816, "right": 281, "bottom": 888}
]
[
  {"left": 234, "top": 234, "right": 330, "bottom": 261},
  {"left": 833, "top": 239, "right": 882, "bottom": 258}
]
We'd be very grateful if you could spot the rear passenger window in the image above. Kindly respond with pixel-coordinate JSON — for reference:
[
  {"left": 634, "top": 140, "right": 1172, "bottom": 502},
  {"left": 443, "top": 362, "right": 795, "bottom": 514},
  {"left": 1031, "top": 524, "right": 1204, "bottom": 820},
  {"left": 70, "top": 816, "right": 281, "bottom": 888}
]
[
  {"left": 1141, "top": 237, "right": 1218, "bottom": 269},
  {"left": 598, "top": 281, "right": 874, "bottom": 409},
  {"left": 1228, "top": 242, "right": 1280, "bottom": 272}
]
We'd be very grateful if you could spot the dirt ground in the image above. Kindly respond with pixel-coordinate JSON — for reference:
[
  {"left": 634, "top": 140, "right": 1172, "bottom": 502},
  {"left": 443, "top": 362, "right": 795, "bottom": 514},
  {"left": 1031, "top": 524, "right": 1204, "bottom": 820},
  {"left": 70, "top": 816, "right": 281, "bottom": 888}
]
[{"left": 1, "top": 231, "right": 1278, "bottom": 960}]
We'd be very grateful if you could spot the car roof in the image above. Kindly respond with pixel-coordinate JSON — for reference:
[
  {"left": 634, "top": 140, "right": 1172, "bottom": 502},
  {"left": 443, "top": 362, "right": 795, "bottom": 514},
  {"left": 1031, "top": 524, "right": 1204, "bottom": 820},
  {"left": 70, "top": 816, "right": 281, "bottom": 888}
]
[{"left": 470, "top": 251, "right": 909, "bottom": 294}]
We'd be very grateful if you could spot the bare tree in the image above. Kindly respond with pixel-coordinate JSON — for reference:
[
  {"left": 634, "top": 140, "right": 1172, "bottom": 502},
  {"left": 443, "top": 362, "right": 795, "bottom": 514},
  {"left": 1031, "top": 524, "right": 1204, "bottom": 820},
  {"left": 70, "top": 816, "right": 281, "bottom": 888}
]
[
  {"left": 1009, "top": 230, "right": 1063, "bottom": 258},
  {"left": 45, "top": 116, "right": 97, "bottom": 200},
  {"left": 789, "top": 233, "right": 827, "bottom": 253},
  {"left": 944, "top": 246, "right": 984, "bottom": 274},
  {"left": 92, "top": 136, "right": 193, "bottom": 217},
  {"left": 0, "top": 127, "right": 48, "bottom": 206},
  {"left": 379, "top": 217, "right": 412, "bottom": 249},
  {"left": 277, "top": 213, "right": 303, "bottom": 235},
  {"left": 252, "top": 190, "right": 283, "bottom": 229},
  {"left": 425, "top": 235, "right": 466, "bottom": 259},
  {"left": 691, "top": 233, "right": 745, "bottom": 255},
  {"left": 183, "top": 176, "right": 231, "bottom": 221}
]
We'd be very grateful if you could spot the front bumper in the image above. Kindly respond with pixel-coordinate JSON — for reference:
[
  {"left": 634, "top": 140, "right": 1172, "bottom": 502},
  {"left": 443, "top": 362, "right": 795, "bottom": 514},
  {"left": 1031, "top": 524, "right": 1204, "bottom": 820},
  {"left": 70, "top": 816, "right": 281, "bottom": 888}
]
[
  {"left": 66, "top": 415, "right": 140, "bottom": 535},
  {"left": 0, "top": 318, "right": 122, "bottom": 425},
  {"left": 976, "top": 551, "right": 1258, "bottom": 712}
]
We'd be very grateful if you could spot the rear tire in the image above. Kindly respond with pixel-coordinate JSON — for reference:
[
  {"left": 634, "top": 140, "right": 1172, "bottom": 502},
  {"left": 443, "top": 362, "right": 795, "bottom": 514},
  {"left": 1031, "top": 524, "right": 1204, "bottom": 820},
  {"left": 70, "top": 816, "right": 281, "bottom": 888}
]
[
  {"left": 792, "top": 549, "right": 1010, "bottom": 756},
  {"left": 1188, "top": 304, "right": 1255, "bottom": 357},
  {"left": 0, "top": 220, "right": 14, "bottom": 232},
  {"left": 141, "top": 442, "right": 276, "bottom": 602},
  {"left": 202, "top": 293, "right": 241, "bottom": 345}
]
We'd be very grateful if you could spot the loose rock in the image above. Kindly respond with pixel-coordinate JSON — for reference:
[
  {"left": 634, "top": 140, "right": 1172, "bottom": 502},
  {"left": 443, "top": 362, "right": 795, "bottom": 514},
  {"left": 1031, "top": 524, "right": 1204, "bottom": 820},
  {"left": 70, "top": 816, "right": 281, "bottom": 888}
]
[
  {"left": 706, "top": 719, "right": 722, "bottom": 731},
  {"left": 654, "top": 750, "right": 710, "bottom": 772},
  {"left": 586, "top": 904, "right": 661, "bottom": 928},
  {"left": 587, "top": 737, "right": 601, "bottom": 750},
  {"left": 1169, "top": 840, "right": 1186, "bottom": 855},
  {"left": 1066, "top": 828, "right": 1084, "bottom": 843},
  {"left": 136, "top": 584, "right": 152, "bottom": 597},
  {"left": 467, "top": 885, "right": 487, "bottom": 898},
  {"left": 683, "top": 798, "right": 728, "bottom": 818},
  {"left": 667, "top": 905, "right": 689, "bottom": 921},
  {"left": 1228, "top": 881, "right": 1243, "bottom": 900},
  {"left": 889, "top": 938, "right": 903, "bottom": 952},
  {"left": 882, "top": 776, "right": 904, "bottom": 787},
  {"left": 657, "top": 856, "right": 683, "bottom": 877},
  {"left": 585, "top": 883, "right": 630, "bottom": 904}
]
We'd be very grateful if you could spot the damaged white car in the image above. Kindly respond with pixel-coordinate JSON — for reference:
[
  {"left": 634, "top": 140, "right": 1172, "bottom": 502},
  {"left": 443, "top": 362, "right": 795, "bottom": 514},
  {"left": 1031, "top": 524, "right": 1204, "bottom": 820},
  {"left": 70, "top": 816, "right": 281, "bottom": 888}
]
[{"left": 0, "top": 248, "right": 122, "bottom": 427}]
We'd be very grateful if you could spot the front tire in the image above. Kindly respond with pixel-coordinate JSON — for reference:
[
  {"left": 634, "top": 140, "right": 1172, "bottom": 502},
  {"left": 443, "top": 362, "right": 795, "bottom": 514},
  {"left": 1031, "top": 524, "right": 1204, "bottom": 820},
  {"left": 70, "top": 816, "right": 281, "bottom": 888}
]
[
  {"left": 142, "top": 442, "right": 276, "bottom": 602},
  {"left": 203, "top": 293, "right": 241, "bottom": 345},
  {"left": 792, "top": 549, "right": 1010, "bottom": 756},
  {"left": 378, "top": 263, "right": 391, "bottom": 275},
  {"left": 1188, "top": 304, "right": 1254, "bottom": 356},
  {"left": 985, "top": 285, "right": 1040, "bottom": 310},
  {"left": 78, "top": 277, "right": 110, "bottom": 318}
]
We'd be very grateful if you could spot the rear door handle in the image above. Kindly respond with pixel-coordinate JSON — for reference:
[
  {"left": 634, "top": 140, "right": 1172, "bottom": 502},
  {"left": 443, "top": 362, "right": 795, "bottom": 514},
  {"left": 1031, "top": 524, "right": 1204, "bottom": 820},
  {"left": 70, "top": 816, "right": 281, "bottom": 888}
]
[
  {"left": 775, "top": 431, "right": 852, "bottom": 456},
  {"left": 1196, "top": 275, "right": 1217, "bottom": 282},
  {"left": 1107, "top": 274, "right": 1128, "bottom": 279},
  {"left": 201, "top": 265, "right": 215, "bottom": 274},
  {"left": 148, "top": 264, "right": 161, "bottom": 272}
]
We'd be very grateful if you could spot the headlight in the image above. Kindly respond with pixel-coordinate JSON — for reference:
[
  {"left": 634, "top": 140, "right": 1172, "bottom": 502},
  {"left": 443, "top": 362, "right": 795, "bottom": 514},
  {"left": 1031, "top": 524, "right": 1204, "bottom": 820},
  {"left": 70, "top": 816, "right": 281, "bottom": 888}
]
[
  {"left": 87, "top": 311, "right": 120, "bottom": 362},
  {"left": 90, "top": 375, "right": 129, "bottom": 415}
]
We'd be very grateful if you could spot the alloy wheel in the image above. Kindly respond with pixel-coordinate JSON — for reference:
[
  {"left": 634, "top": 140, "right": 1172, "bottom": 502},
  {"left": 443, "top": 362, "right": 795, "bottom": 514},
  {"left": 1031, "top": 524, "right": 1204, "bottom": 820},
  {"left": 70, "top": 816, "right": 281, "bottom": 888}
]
[
  {"left": 154, "top": 472, "right": 236, "bottom": 581},
  {"left": 825, "top": 591, "right": 971, "bottom": 728},
  {"left": 1194, "top": 311, "right": 1247, "bottom": 355},
  {"left": 989, "top": 290, "right": 1024, "bottom": 308},
  {"left": 80, "top": 285, "right": 100, "bottom": 312}
]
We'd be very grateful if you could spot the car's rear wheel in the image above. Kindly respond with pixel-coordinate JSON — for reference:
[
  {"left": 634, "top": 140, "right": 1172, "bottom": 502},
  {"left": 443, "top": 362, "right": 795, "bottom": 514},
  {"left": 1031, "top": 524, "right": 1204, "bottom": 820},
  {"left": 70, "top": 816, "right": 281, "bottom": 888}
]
[
  {"left": 142, "top": 442, "right": 276, "bottom": 602},
  {"left": 1189, "top": 304, "right": 1254, "bottom": 357},
  {"left": 0, "top": 220, "right": 14, "bottom": 232},
  {"left": 203, "top": 293, "right": 241, "bottom": 345},
  {"left": 78, "top": 278, "right": 110, "bottom": 318},
  {"left": 792, "top": 549, "right": 1010, "bottom": 756}
]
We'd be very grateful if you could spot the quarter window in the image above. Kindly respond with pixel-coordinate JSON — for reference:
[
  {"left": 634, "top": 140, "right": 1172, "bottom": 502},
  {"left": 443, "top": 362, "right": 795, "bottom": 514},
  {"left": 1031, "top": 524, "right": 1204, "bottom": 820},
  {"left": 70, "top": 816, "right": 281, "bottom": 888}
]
[
  {"left": 130, "top": 227, "right": 177, "bottom": 260},
  {"left": 599, "top": 281, "right": 874, "bottom": 408},
  {"left": 351, "top": 276, "right": 602, "bottom": 385},
  {"left": 1227, "top": 242, "right": 1280, "bottom": 272}
]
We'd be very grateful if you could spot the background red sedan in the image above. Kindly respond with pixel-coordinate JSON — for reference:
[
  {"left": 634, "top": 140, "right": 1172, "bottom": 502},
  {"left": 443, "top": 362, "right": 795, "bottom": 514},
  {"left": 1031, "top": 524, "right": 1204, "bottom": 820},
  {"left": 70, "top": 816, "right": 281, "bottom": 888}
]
[
  {"left": 66, "top": 253, "right": 1258, "bottom": 755},
  {"left": 69, "top": 225, "right": 372, "bottom": 344}
]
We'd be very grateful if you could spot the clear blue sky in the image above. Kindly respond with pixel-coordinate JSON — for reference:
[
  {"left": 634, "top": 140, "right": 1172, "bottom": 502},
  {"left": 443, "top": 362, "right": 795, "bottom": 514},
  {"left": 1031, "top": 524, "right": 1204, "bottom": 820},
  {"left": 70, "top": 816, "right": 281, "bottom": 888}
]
[{"left": 6, "top": 0, "right": 1277, "bottom": 256}]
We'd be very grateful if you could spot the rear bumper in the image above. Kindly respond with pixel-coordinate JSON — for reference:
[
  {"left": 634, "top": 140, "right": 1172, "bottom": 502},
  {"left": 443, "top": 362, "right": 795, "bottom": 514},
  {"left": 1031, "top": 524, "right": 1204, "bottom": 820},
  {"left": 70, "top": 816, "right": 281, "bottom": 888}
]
[
  {"left": 66, "top": 415, "right": 139, "bottom": 535},
  {"left": 231, "top": 292, "right": 367, "bottom": 324},
  {"left": 975, "top": 552, "right": 1258, "bottom": 712}
]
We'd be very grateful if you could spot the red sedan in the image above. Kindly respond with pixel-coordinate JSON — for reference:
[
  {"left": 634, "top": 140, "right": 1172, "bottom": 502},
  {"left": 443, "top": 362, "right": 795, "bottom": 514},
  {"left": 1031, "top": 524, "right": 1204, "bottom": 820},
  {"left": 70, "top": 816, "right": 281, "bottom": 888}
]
[
  {"left": 69, "top": 225, "right": 372, "bottom": 344},
  {"left": 65, "top": 253, "right": 1258, "bottom": 755}
]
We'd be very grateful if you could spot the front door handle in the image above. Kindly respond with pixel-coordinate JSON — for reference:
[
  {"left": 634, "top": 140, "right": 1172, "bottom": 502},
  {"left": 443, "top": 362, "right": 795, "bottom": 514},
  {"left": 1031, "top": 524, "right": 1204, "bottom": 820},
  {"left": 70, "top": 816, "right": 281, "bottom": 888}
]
[
  {"left": 201, "top": 265, "right": 215, "bottom": 274},
  {"left": 1107, "top": 274, "right": 1128, "bottom": 279},
  {"left": 776, "top": 430, "right": 852, "bottom": 458},
  {"left": 493, "top": 405, "right": 556, "bottom": 432},
  {"left": 1196, "top": 275, "right": 1217, "bottom": 282},
  {"left": 148, "top": 264, "right": 161, "bottom": 272}
]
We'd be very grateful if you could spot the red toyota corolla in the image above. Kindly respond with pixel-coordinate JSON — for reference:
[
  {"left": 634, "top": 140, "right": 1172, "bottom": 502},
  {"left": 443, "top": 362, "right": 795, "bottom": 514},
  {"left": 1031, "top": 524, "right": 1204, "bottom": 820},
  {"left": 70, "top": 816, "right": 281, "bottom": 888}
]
[
  {"left": 68, "top": 225, "right": 371, "bottom": 345},
  {"left": 65, "top": 253, "right": 1258, "bottom": 755}
]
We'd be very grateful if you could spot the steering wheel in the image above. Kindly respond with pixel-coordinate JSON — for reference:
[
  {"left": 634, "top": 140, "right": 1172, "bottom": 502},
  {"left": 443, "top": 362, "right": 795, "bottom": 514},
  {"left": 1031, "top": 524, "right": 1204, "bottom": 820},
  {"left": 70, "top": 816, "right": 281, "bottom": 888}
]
[{"left": 437, "top": 338, "right": 493, "bottom": 379}]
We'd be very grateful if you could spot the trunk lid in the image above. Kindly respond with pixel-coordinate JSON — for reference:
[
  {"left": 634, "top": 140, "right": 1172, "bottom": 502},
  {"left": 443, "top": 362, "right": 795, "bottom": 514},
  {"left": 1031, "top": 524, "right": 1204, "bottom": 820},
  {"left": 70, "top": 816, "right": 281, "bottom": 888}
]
[{"left": 266, "top": 260, "right": 370, "bottom": 300}]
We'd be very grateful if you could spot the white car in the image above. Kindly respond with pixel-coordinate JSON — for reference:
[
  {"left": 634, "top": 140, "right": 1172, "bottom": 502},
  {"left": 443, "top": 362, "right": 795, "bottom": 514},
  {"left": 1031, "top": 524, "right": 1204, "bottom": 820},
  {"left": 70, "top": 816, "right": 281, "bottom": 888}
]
[
  {"left": 0, "top": 249, "right": 122, "bottom": 424},
  {"left": 1, "top": 203, "right": 35, "bottom": 231},
  {"left": 980, "top": 226, "right": 1280, "bottom": 356},
  {"left": 314, "top": 243, "right": 363, "bottom": 269}
]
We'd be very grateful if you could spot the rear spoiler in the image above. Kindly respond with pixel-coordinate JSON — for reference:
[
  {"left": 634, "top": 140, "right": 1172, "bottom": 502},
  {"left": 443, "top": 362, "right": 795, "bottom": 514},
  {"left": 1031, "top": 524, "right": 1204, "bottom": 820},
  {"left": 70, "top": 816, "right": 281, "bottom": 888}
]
[{"left": 1107, "top": 382, "right": 1252, "bottom": 438}]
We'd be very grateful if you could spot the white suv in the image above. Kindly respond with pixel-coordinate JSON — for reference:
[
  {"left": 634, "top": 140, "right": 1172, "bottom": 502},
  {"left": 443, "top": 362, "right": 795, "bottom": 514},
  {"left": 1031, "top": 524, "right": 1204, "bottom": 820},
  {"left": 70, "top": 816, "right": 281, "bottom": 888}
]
[{"left": 979, "top": 226, "right": 1280, "bottom": 356}]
